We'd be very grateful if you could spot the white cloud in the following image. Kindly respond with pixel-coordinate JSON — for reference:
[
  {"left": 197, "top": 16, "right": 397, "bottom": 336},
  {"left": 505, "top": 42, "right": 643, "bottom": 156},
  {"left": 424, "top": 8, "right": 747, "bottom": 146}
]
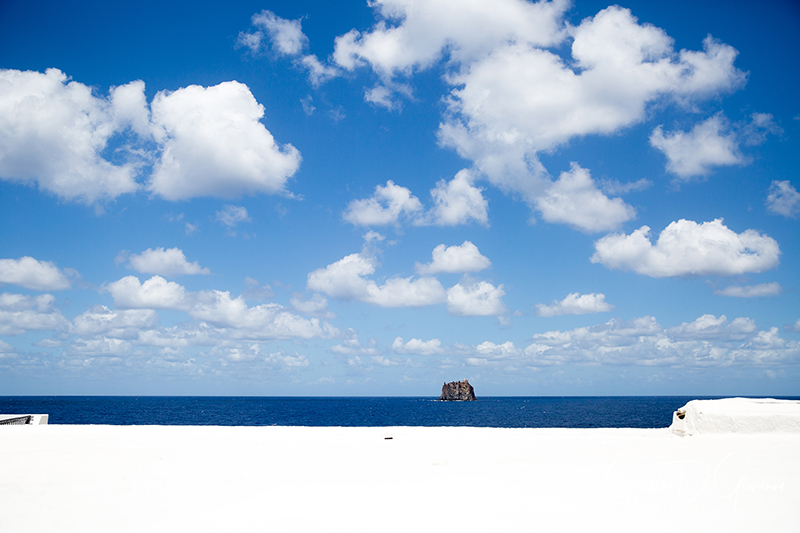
[
  {"left": 600, "top": 178, "right": 652, "bottom": 196},
  {"left": 149, "top": 81, "right": 301, "bottom": 200},
  {"left": 331, "top": 336, "right": 381, "bottom": 356},
  {"left": 367, "top": 276, "right": 447, "bottom": 308},
  {"left": 266, "top": 351, "right": 310, "bottom": 368},
  {"left": 328, "top": 3, "right": 746, "bottom": 230},
  {"left": 591, "top": 219, "right": 780, "bottom": 277},
  {"left": 300, "top": 55, "right": 340, "bottom": 86},
  {"left": 348, "top": 172, "right": 489, "bottom": 228},
  {"left": 535, "top": 292, "right": 614, "bottom": 317},
  {"left": 415, "top": 241, "right": 491, "bottom": 275},
  {"left": 67, "top": 337, "right": 131, "bottom": 357},
  {"left": 307, "top": 244, "right": 446, "bottom": 308},
  {"left": 766, "top": 180, "right": 800, "bottom": 218},
  {"left": 2, "top": 69, "right": 304, "bottom": 205},
  {"left": 332, "top": 0, "right": 568, "bottom": 82},
  {"left": 465, "top": 341, "right": 522, "bottom": 367},
  {"left": 126, "top": 247, "right": 210, "bottom": 277},
  {"left": 713, "top": 283, "right": 781, "bottom": 298},
  {"left": 787, "top": 319, "right": 800, "bottom": 334},
  {"left": 290, "top": 293, "right": 334, "bottom": 318},
  {"left": 224, "top": 344, "right": 260, "bottom": 362},
  {"left": 439, "top": 10, "right": 745, "bottom": 202},
  {"left": 343, "top": 180, "right": 423, "bottom": 226},
  {"left": 189, "top": 290, "right": 335, "bottom": 340},
  {"left": 534, "top": 163, "right": 635, "bottom": 232},
  {"left": 420, "top": 170, "right": 488, "bottom": 226},
  {"left": 71, "top": 306, "right": 159, "bottom": 338},
  {"left": 371, "top": 355, "right": 410, "bottom": 366},
  {"left": 104, "top": 276, "right": 337, "bottom": 342},
  {"left": 0, "top": 256, "right": 76, "bottom": 291},
  {"left": 0, "top": 339, "right": 16, "bottom": 357},
  {"left": 519, "top": 314, "right": 799, "bottom": 368},
  {"left": 391, "top": 337, "right": 444, "bottom": 355},
  {"left": 239, "top": 11, "right": 338, "bottom": 86},
  {"left": 650, "top": 114, "right": 742, "bottom": 179},
  {"left": 667, "top": 314, "right": 756, "bottom": 341},
  {"left": 220, "top": 344, "right": 311, "bottom": 367},
  {"left": 106, "top": 275, "right": 189, "bottom": 310},
  {"left": 0, "top": 68, "right": 142, "bottom": 203},
  {"left": 215, "top": 205, "right": 251, "bottom": 227},
  {"left": 364, "top": 85, "right": 402, "bottom": 110},
  {"left": 0, "top": 293, "right": 68, "bottom": 335},
  {"left": 249, "top": 10, "right": 308, "bottom": 56},
  {"left": 740, "top": 112, "right": 781, "bottom": 146},
  {"left": 446, "top": 281, "right": 505, "bottom": 316}
]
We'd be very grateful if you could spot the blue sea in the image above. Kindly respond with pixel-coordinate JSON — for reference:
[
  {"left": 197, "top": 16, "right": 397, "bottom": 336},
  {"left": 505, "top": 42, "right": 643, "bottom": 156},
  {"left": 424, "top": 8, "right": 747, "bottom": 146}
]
[{"left": 5, "top": 396, "right": 797, "bottom": 428}]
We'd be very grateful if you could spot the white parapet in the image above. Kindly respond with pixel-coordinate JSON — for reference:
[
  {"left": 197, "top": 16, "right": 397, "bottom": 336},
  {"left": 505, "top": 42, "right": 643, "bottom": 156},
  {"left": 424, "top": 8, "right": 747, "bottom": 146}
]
[
  {"left": 0, "top": 414, "right": 49, "bottom": 425},
  {"left": 670, "top": 398, "right": 800, "bottom": 436}
]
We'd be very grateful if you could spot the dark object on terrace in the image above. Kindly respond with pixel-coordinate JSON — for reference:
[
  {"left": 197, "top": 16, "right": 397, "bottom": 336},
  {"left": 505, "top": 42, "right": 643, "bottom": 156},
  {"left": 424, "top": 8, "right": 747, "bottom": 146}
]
[{"left": 439, "top": 379, "right": 476, "bottom": 401}]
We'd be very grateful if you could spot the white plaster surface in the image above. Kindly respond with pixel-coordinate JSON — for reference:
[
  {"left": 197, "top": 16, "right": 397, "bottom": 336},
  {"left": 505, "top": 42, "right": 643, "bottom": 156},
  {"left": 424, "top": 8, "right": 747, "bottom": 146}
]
[
  {"left": 670, "top": 398, "right": 800, "bottom": 435},
  {"left": 1, "top": 424, "right": 798, "bottom": 532}
]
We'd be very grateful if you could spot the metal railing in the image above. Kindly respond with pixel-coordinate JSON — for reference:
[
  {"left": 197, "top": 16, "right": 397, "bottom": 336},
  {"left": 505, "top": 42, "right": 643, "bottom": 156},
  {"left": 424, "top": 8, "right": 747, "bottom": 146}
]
[{"left": 0, "top": 415, "right": 32, "bottom": 425}]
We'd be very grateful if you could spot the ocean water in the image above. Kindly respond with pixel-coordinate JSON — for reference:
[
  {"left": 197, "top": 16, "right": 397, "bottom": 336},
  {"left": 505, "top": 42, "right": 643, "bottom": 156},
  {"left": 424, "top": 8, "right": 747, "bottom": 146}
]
[{"left": 6, "top": 396, "right": 795, "bottom": 428}]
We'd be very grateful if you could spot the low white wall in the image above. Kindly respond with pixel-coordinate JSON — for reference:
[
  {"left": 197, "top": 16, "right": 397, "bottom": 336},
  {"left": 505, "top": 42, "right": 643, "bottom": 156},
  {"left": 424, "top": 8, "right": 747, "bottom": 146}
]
[{"left": 670, "top": 398, "right": 800, "bottom": 435}]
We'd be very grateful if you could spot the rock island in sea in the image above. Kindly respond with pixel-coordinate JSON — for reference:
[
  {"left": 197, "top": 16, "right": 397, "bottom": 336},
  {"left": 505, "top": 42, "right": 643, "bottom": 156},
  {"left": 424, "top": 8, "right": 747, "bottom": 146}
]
[{"left": 438, "top": 379, "right": 476, "bottom": 401}]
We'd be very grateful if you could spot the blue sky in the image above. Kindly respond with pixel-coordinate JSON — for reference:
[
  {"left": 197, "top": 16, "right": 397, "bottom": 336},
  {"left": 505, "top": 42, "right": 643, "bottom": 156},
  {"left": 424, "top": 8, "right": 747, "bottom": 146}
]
[{"left": 1, "top": 0, "right": 798, "bottom": 396}]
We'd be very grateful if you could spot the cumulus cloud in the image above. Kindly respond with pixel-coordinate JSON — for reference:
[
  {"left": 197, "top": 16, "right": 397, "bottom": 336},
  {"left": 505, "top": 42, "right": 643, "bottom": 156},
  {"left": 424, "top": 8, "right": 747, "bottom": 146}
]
[
  {"left": 0, "top": 256, "right": 76, "bottom": 291},
  {"left": 0, "top": 293, "right": 68, "bottom": 335},
  {"left": 308, "top": 251, "right": 447, "bottom": 307},
  {"left": 290, "top": 293, "right": 334, "bottom": 318},
  {"left": 591, "top": 219, "right": 780, "bottom": 277},
  {"left": 307, "top": 234, "right": 450, "bottom": 308},
  {"left": 300, "top": 55, "right": 340, "bottom": 86},
  {"left": 446, "top": 281, "right": 505, "bottom": 316},
  {"left": 243, "top": 10, "right": 308, "bottom": 56},
  {"left": 420, "top": 170, "right": 489, "bottom": 226},
  {"left": 650, "top": 113, "right": 780, "bottom": 180},
  {"left": 766, "top": 180, "right": 800, "bottom": 218},
  {"left": 149, "top": 82, "right": 301, "bottom": 200},
  {"left": 105, "top": 275, "right": 189, "bottom": 310},
  {"left": 415, "top": 241, "right": 491, "bottom": 275},
  {"left": 534, "top": 163, "right": 635, "bottom": 232},
  {"left": 391, "top": 337, "right": 444, "bottom": 355},
  {"left": 220, "top": 345, "right": 309, "bottom": 368},
  {"left": 600, "top": 178, "right": 652, "bottom": 196},
  {"left": 67, "top": 337, "right": 131, "bottom": 357},
  {"left": 347, "top": 172, "right": 489, "bottom": 228},
  {"left": 1, "top": 69, "right": 303, "bottom": 205},
  {"left": 535, "top": 292, "right": 614, "bottom": 317},
  {"left": 0, "top": 68, "right": 142, "bottom": 203},
  {"left": 713, "top": 283, "right": 781, "bottom": 298},
  {"left": 519, "top": 315, "right": 799, "bottom": 368},
  {"left": 667, "top": 314, "right": 757, "bottom": 341},
  {"left": 343, "top": 180, "right": 423, "bottom": 226},
  {"left": 238, "top": 11, "right": 338, "bottom": 86},
  {"left": 215, "top": 205, "right": 252, "bottom": 227},
  {"left": 650, "top": 114, "right": 742, "bottom": 179},
  {"left": 71, "top": 306, "right": 159, "bottom": 338},
  {"left": 104, "top": 276, "right": 337, "bottom": 342},
  {"left": 125, "top": 247, "right": 210, "bottom": 277},
  {"left": 0, "top": 339, "right": 16, "bottom": 357},
  {"left": 438, "top": 8, "right": 745, "bottom": 203},
  {"left": 330, "top": 336, "right": 381, "bottom": 356},
  {"left": 188, "top": 290, "right": 336, "bottom": 340},
  {"left": 332, "top": 0, "right": 568, "bottom": 84}
]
